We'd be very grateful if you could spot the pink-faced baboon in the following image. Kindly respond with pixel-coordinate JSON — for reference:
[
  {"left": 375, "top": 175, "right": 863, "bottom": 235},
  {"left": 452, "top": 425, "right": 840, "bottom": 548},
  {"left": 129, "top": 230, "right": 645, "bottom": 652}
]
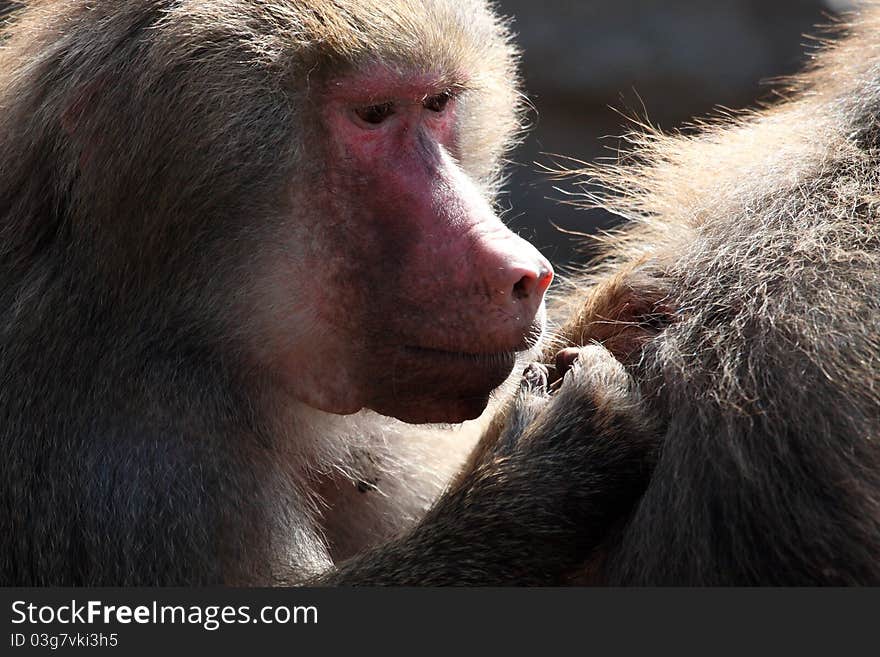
[{"left": 0, "top": 0, "right": 658, "bottom": 585}]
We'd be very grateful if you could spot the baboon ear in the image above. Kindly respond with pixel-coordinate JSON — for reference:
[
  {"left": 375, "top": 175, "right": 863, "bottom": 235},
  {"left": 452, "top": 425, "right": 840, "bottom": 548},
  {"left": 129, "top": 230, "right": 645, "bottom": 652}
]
[{"left": 60, "top": 76, "right": 107, "bottom": 136}]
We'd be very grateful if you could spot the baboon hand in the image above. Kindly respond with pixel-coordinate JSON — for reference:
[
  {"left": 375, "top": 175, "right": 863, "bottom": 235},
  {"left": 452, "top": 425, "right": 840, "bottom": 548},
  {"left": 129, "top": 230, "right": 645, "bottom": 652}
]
[
  {"left": 553, "top": 344, "right": 652, "bottom": 430},
  {"left": 503, "top": 345, "right": 660, "bottom": 529},
  {"left": 492, "top": 362, "right": 551, "bottom": 455},
  {"left": 497, "top": 345, "right": 657, "bottom": 462}
]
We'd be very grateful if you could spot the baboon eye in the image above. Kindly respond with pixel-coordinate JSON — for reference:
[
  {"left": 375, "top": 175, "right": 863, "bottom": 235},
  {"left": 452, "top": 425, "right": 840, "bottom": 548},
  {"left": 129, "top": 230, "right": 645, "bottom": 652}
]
[
  {"left": 423, "top": 92, "right": 452, "bottom": 113},
  {"left": 355, "top": 102, "right": 395, "bottom": 125}
]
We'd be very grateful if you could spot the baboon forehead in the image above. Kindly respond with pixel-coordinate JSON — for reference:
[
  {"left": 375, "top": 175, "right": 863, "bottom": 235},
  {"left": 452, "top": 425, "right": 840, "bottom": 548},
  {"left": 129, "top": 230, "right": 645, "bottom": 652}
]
[
  {"left": 159, "top": 0, "right": 518, "bottom": 80},
  {"left": 5, "top": 1, "right": 516, "bottom": 77}
]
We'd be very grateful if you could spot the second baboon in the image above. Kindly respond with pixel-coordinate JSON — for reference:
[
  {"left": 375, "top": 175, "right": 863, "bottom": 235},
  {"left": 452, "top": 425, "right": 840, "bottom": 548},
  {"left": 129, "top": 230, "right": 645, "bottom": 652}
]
[{"left": 507, "top": 7, "right": 880, "bottom": 585}]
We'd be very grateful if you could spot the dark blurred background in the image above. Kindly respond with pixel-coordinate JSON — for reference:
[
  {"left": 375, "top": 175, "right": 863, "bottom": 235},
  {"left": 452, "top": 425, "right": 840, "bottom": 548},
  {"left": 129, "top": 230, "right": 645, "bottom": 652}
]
[{"left": 495, "top": 0, "right": 854, "bottom": 267}]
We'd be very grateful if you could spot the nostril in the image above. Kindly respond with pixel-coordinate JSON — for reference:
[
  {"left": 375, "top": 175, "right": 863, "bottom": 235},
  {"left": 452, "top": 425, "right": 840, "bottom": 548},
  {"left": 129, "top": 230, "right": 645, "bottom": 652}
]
[
  {"left": 512, "top": 274, "right": 531, "bottom": 300},
  {"left": 512, "top": 267, "right": 553, "bottom": 300}
]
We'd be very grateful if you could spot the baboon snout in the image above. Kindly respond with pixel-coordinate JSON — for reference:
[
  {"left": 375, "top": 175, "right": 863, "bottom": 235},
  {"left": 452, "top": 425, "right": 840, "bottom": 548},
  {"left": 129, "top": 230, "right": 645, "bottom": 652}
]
[{"left": 480, "top": 233, "right": 554, "bottom": 321}]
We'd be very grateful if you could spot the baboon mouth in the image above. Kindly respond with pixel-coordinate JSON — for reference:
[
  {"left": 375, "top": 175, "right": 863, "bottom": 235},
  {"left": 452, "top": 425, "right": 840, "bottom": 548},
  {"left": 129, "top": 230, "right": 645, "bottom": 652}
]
[
  {"left": 404, "top": 345, "right": 521, "bottom": 364},
  {"left": 404, "top": 323, "right": 545, "bottom": 361}
]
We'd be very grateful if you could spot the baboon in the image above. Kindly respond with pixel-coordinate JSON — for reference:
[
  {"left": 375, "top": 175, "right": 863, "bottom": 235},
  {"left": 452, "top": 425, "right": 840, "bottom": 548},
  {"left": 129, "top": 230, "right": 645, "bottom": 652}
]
[
  {"left": 0, "top": 0, "right": 657, "bottom": 585},
  {"left": 515, "top": 7, "right": 880, "bottom": 584}
]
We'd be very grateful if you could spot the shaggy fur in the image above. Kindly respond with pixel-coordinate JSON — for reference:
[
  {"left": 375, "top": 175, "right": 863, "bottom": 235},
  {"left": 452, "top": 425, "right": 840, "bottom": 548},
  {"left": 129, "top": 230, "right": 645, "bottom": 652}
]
[{"left": 542, "top": 6, "right": 880, "bottom": 584}]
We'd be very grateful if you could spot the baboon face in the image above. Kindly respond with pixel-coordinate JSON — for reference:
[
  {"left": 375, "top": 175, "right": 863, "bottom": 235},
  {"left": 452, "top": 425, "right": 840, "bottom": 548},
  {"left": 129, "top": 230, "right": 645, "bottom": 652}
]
[
  {"left": 253, "top": 67, "right": 552, "bottom": 424},
  {"left": 3, "top": 0, "right": 543, "bottom": 426}
]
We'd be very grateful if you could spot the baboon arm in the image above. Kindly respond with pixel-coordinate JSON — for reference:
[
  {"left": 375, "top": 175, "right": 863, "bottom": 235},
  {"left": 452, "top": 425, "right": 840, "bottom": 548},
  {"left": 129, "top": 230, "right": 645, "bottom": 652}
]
[{"left": 317, "top": 469, "right": 626, "bottom": 586}]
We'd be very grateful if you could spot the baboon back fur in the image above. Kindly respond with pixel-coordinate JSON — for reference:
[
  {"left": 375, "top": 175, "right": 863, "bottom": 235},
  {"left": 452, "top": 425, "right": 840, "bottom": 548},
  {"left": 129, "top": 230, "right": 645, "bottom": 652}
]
[{"left": 550, "top": 8, "right": 880, "bottom": 584}]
